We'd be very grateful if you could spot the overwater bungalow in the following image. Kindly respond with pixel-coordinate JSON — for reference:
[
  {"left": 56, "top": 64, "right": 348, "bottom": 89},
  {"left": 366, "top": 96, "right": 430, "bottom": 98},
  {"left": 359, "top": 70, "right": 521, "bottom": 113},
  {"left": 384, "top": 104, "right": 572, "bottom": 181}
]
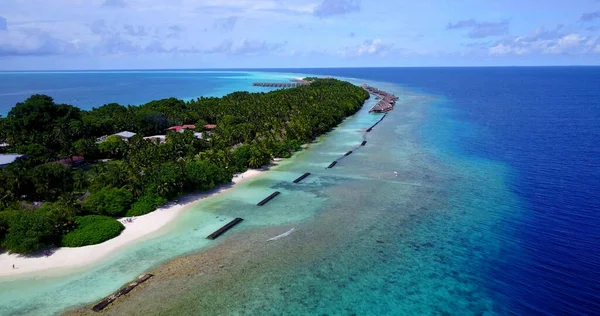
[{"left": 363, "top": 84, "right": 399, "bottom": 113}]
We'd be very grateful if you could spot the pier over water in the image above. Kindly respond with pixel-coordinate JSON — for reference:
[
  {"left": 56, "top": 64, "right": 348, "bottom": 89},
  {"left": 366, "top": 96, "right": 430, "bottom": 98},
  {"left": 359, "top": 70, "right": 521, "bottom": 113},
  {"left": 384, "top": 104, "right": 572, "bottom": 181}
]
[{"left": 362, "top": 85, "right": 399, "bottom": 113}]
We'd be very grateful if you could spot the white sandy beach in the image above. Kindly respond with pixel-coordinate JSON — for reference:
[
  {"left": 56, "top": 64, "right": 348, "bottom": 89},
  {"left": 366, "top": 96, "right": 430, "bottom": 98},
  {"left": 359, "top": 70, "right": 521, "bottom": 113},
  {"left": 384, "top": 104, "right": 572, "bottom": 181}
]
[{"left": 0, "top": 167, "right": 270, "bottom": 277}]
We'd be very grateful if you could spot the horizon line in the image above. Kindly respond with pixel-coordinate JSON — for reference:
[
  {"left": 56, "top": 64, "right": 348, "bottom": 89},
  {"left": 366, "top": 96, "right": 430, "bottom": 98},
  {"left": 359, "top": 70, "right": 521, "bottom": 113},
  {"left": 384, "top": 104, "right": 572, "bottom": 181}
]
[{"left": 1, "top": 65, "right": 600, "bottom": 72}]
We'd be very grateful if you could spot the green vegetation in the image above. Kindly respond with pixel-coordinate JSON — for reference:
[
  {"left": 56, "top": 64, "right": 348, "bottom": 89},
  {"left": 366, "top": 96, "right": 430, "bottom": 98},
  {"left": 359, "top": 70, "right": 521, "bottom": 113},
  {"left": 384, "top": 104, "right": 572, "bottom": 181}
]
[
  {"left": 126, "top": 192, "right": 167, "bottom": 217},
  {"left": 2, "top": 210, "right": 54, "bottom": 254},
  {"left": 0, "top": 202, "right": 77, "bottom": 254},
  {"left": 0, "top": 79, "right": 369, "bottom": 254},
  {"left": 60, "top": 216, "right": 124, "bottom": 248},
  {"left": 82, "top": 187, "right": 133, "bottom": 216}
]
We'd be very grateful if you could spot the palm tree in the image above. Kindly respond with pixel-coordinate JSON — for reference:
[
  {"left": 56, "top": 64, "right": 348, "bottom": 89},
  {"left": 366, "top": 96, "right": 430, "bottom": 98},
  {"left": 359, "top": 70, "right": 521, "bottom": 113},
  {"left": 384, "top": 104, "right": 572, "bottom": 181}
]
[{"left": 248, "top": 156, "right": 261, "bottom": 169}]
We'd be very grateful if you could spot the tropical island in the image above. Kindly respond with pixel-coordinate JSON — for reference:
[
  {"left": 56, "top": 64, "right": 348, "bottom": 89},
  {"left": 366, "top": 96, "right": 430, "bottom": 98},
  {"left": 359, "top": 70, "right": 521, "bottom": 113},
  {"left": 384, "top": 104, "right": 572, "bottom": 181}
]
[{"left": 0, "top": 78, "right": 369, "bottom": 257}]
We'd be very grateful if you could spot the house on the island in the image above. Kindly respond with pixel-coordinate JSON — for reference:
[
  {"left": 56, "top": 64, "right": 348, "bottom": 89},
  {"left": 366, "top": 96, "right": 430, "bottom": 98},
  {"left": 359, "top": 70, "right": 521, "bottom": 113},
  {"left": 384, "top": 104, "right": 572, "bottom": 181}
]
[
  {"left": 97, "top": 131, "right": 137, "bottom": 143},
  {"left": 202, "top": 124, "right": 217, "bottom": 134},
  {"left": 0, "top": 154, "right": 25, "bottom": 168},
  {"left": 56, "top": 156, "right": 85, "bottom": 168},
  {"left": 145, "top": 132, "right": 204, "bottom": 143},
  {"left": 164, "top": 125, "right": 210, "bottom": 140},
  {"left": 113, "top": 131, "right": 137, "bottom": 141},
  {"left": 166, "top": 125, "right": 196, "bottom": 133},
  {"left": 143, "top": 135, "right": 167, "bottom": 143}
]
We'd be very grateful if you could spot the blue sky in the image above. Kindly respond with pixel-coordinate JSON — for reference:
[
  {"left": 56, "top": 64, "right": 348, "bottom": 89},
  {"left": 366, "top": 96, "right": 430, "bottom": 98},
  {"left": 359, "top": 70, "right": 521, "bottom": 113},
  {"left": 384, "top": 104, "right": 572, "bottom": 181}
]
[{"left": 1, "top": 0, "right": 600, "bottom": 70}]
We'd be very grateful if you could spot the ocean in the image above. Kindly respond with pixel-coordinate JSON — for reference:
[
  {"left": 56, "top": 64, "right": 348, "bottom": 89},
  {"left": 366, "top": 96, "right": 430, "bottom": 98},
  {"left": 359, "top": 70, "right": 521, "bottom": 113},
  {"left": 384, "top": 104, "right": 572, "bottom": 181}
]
[
  {"left": 0, "top": 71, "right": 299, "bottom": 115},
  {"left": 0, "top": 68, "right": 598, "bottom": 315}
]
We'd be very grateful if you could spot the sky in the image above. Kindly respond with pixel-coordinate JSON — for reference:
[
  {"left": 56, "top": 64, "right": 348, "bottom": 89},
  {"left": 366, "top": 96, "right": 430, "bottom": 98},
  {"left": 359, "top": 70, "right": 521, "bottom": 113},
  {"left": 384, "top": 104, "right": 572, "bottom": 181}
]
[{"left": 1, "top": 0, "right": 600, "bottom": 70}]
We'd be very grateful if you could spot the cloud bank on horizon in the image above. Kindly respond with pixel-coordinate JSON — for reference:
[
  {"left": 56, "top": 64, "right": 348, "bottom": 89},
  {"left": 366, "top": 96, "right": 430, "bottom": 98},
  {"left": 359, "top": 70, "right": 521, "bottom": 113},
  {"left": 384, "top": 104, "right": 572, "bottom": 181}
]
[{"left": 0, "top": 0, "right": 599, "bottom": 69}]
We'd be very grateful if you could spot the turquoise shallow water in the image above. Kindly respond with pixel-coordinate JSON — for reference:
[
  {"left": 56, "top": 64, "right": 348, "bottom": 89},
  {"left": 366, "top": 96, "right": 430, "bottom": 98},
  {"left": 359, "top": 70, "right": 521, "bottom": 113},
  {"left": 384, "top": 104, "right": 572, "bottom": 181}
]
[
  {"left": 0, "top": 72, "right": 521, "bottom": 315},
  {"left": 84, "top": 80, "right": 519, "bottom": 315}
]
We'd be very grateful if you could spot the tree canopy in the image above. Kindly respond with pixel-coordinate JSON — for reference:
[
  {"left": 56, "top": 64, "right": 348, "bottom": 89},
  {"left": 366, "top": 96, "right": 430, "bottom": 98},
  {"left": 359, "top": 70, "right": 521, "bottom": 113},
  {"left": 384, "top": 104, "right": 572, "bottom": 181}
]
[{"left": 0, "top": 79, "right": 369, "bottom": 254}]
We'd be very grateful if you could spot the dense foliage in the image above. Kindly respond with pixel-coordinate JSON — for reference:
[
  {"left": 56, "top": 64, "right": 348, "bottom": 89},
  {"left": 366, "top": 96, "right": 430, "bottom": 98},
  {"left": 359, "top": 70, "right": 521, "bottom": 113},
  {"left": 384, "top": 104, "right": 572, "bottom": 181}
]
[
  {"left": 82, "top": 187, "right": 133, "bottom": 216},
  {"left": 0, "top": 79, "right": 369, "bottom": 254},
  {"left": 126, "top": 192, "right": 167, "bottom": 217},
  {"left": 2, "top": 210, "right": 54, "bottom": 254},
  {"left": 60, "top": 215, "right": 124, "bottom": 247}
]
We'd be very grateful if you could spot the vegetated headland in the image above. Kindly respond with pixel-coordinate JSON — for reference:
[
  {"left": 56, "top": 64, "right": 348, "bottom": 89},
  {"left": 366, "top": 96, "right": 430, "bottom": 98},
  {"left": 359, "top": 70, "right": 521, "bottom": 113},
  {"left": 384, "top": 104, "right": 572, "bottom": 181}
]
[{"left": 0, "top": 78, "right": 369, "bottom": 265}]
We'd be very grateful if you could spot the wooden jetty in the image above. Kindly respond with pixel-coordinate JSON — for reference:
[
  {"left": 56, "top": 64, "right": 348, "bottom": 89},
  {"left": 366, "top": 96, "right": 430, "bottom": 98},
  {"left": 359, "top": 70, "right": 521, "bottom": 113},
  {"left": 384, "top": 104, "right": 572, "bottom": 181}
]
[
  {"left": 361, "top": 141, "right": 367, "bottom": 146},
  {"left": 257, "top": 191, "right": 281, "bottom": 206},
  {"left": 92, "top": 274, "right": 154, "bottom": 312},
  {"left": 362, "top": 85, "right": 399, "bottom": 113},
  {"left": 253, "top": 82, "right": 296, "bottom": 88},
  {"left": 327, "top": 161, "right": 337, "bottom": 169},
  {"left": 344, "top": 151, "right": 353, "bottom": 156},
  {"left": 293, "top": 173, "right": 311, "bottom": 183},
  {"left": 207, "top": 218, "right": 244, "bottom": 240}
]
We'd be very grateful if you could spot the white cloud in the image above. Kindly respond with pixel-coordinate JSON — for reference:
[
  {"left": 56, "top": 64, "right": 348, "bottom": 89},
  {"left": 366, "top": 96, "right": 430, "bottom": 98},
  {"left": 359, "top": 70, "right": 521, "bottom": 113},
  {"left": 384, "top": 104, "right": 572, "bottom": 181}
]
[
  {"left": 205, "top": 38, "right": 286, "bottom": 55},
  {"left": 489, "top": 43, "right": 528, "bottom": 55},
  {"left": 0, "top": 27, "right": 82, "bottom": 56},
  {"left": 488, "top": 27, "right": 600, "bottom": 56},
  {"left": 339, "top": 39, "right": 393, "bottom": 57},
  {"left": 544, "top": 33, "right": 585, "bottom": 54}
]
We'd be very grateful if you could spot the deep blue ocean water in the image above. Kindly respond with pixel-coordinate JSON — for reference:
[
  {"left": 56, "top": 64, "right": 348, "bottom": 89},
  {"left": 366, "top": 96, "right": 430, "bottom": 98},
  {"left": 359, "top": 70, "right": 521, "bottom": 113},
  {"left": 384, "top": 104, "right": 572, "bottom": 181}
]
[
  {"left": 0, "top": 71, "right": 294, "bottom": 115},
  {"left": 280, "top": 67, "right": 600, "bottom": 315},
  {"left": 0, "top": 68, "right": 598, "bottom": 315}
]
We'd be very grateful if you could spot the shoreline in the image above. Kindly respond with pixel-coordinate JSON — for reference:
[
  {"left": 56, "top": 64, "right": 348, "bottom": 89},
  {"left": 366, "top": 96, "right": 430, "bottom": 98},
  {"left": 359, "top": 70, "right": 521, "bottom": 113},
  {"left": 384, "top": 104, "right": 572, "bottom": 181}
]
[
  {"left": 63, "top": 80, "right": 417, "bottom": 316},
  {"left": 0, "top": 166, "right": 273, "bottom": 277},
  {"left": 0, "top": 77, "right": 362, "bottom": 279}
]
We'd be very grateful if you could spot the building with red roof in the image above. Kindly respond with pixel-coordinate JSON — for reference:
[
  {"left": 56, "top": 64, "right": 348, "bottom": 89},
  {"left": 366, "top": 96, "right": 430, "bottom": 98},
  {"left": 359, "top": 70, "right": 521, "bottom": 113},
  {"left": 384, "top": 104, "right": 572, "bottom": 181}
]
[{"left": 167, "top": 125, "right": 196, "bottom": 133}]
